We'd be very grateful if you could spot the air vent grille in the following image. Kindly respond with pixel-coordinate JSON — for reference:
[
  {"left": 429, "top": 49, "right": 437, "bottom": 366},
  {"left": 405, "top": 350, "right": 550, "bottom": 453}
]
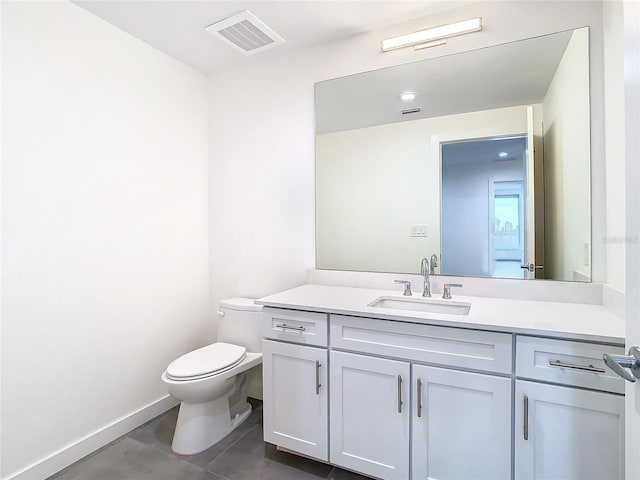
[{"left": 205, "top": 11, "right": 284, "bottom": 55}]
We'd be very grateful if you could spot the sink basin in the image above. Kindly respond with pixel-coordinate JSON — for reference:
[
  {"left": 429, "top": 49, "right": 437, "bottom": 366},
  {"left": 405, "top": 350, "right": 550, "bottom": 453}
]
[{"left": 368, "top": 296, "right": 471, "bottom": 316}]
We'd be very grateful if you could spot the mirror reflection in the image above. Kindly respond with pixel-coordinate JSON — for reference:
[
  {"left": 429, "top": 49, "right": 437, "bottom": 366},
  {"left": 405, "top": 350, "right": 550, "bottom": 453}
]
[{"left": 315, "top": 28, "right": 591, "bottom": 281}]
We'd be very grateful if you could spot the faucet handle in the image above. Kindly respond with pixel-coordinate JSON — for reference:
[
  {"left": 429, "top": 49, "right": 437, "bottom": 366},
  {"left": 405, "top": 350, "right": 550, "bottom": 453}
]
[
  {"left": 442, "top": 283, "right": 463, "bottom": 299},
  {"left": 394, "top": 280, "right": 413, "bottom": 296}
]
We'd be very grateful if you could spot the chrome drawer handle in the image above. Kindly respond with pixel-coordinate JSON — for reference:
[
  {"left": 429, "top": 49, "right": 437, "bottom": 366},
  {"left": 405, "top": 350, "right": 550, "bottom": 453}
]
[
  {"left": 315, "top": 361, "right": 321, "bottom": 395},
  {"left": 397, "top": 375, "right": 403, "bottom": 413},
  {"left": 275, "top": 323, "right": 306, "bottom": 332},
  {"left": 523, "top": 395, "right": 529, "bottom": 441},
  {"left": 549, "top": 359, "right": 605, "bottom": 373},
  {"left": 417, "top": 378, "right": 423, "bottom": 418}
]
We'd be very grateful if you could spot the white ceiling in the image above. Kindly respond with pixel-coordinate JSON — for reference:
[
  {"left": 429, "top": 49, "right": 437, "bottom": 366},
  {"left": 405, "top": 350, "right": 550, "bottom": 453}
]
[{"left": 73, "top": 1, "right": 467, "bottom": 75}]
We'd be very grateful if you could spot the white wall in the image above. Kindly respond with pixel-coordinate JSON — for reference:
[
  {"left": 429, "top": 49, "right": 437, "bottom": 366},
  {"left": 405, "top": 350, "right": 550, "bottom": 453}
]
[
  {"left": 316, "top": 106, "right": 528, "bottom": 274},
  {"left": 543, "top": 29, "right": 592, "bottom": 282},
  {"left": 603, "top": 1, "right": 626, "bottom": 293},
  {"left": 1, "top": 2, "right": 210, "bottom": 479},
  {"left": 207, "top": 0, "right": 607, "bottom": 310}
]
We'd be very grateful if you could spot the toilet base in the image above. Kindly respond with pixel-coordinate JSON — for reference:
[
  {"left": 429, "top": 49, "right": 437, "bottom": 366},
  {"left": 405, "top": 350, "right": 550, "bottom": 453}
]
[{"left": 171, "top": 398, "right": 253, "bottom": 455}]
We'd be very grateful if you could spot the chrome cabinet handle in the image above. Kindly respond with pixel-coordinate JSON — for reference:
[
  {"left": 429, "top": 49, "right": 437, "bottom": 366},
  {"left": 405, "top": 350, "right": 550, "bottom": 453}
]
[
  {"left": 315, "top": 361, "right": 321, "bottom": 395},
  {"left": 523, "top": 395, "right": 529, "bottom": 441},
  {"left": 549, "top": 359, "right": 605, "bottom": 374},
  {"left": 417, "top": 378, "right": 423, "bottom": 418},
  {"left": 604, "top": 346, "right": 640, "bottom": 383},
  {"left": 397, "top": 375, "right": 403, "bottom": 413},
  {"left": 275, "top": 323, "right": 306, "bottom": 332}
]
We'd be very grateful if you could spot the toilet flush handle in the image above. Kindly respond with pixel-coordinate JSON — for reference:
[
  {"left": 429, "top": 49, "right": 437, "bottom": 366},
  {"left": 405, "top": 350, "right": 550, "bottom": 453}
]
[{"left": 217, "top": 310, "right": 225, "bottom": 317}]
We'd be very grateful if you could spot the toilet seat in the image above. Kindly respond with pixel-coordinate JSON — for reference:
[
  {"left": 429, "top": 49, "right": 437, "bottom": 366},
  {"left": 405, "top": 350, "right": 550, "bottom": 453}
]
[{"left": 166, "top": 342, "right": 247, "bottom": 381}]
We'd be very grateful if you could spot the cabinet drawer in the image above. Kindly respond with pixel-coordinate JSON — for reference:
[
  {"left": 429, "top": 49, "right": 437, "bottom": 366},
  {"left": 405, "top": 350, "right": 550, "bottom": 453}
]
[
  {"left": 263, "top": 308, "right": 328, "bottom": 347},
  {"left": 516, "top": 336, "right": 624, "bottom": 393},
  {"left": 330, "top": 315, "right": 512, "bottom": 374}
]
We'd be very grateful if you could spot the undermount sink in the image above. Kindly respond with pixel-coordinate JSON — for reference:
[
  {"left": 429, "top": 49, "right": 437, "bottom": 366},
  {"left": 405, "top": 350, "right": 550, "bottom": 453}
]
[{"left": 368, "top": 296, "right": 471, "bottom": 316}]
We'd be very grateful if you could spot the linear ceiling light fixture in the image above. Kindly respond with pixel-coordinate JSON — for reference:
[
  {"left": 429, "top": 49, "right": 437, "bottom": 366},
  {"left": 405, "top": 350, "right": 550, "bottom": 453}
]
[{"left": 381, "top": 17, "right": 482, "bottom": 52}]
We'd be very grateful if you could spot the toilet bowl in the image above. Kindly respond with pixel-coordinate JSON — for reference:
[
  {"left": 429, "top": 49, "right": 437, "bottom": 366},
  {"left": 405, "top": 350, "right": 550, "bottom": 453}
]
[{"left": 162, "top": 298, "right": 263, "bottom": 455}]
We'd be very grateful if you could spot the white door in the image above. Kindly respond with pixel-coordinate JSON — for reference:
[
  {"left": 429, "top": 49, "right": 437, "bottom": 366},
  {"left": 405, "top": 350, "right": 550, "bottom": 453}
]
[
  {"left": 623, "top": 1, "right": 640, "bottom": 477},
  {"left": 262, "top": 340, "right": 328, "bottom": 461},
  {"left": 515, "top": 380, "right": 624, "bottom": 480},
  {"left": 524, "top": 105, "right": 536, "bottom": 279},
  {"left": 330, "top": 351, "right": 410, "bottom": 480},
  {"left": 412, "top": 365, "right": 511, "bottom": 480}
]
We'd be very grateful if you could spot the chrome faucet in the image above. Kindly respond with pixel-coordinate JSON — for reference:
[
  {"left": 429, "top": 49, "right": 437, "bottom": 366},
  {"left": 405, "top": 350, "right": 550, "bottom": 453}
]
[
  {"left": 420, "top": 258, "right": 431, "bottom": 298},
  {"left": 430, "top": 254, "right": 439, "bottom": 274}
]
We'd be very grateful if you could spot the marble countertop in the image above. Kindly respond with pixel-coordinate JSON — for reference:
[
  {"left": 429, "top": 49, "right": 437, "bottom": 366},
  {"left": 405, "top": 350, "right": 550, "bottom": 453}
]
[{"left": 257, "top": 284, "right": 625, "bottom": 344}]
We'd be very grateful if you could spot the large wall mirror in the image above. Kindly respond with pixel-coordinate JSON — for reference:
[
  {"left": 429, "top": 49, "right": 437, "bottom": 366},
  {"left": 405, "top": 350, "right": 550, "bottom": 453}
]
[{"left": 315, "top": 28, "right": 591, "bottom": 282}]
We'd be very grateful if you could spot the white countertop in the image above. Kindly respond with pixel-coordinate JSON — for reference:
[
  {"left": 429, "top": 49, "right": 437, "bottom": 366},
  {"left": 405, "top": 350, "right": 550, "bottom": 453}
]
[{"left": 257, "top": 284, "right": 625, "bottom": 344}]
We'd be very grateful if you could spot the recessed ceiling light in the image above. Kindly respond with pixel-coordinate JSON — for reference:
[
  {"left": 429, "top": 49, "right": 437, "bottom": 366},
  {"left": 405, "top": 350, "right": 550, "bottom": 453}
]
[
  {"left": 499, "top": 152, "right": 509, "bottom": 157},
  {"left": 399, "top": 92, "right": 417, "bottom": 102}
]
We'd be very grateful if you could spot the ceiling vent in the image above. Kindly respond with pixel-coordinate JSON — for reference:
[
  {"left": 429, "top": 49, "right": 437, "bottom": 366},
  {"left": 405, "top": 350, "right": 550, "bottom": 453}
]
[{"left": 205, "top": 10, "right": 284, "bottom": 55}]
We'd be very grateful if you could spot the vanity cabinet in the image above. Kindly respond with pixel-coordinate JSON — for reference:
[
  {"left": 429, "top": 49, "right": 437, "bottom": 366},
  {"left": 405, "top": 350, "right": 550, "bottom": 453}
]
[
  {"left": 330, "top": 351, "right": 410, "bottom": 479},
  {"left": 514, "top": 380, "right": 624, "bottom": 480},
  {"left": 262, "top": 340, "right": 328, "bottom": 460},
  {"left": 329, "top": 315, "right": 513, "bottom": 480},
  {"left": 514, "top": 336, "right": 625, "bottom": 480},
  {"left": 412, "top": 365, "right": 512, "bottom": 480},
  {"left": 262, "top": 307, "right": 330, "bottom": 461},
  {"left": 261, "top": 305, "right": 625, "bottom": 480}
]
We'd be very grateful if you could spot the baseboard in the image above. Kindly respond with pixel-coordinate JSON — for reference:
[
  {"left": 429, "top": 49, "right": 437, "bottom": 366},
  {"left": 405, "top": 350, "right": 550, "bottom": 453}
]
[{"left": 4, "top": 395, "right": 179, "bottom": 480}]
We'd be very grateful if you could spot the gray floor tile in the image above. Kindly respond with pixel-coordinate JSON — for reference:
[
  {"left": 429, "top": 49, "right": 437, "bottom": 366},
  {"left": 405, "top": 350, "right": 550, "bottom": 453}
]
[
  {"left": 189, "top": 471, "right": 227, "bottom": 480},
  {"left": 53, "top": 437, "right": 200, "bottom": 480},
  {"left": 129, "top": 404, "right": 263, "bottom": 468},
  {"left": 204, "top": 425, "right": 332, "bottom": 480}
]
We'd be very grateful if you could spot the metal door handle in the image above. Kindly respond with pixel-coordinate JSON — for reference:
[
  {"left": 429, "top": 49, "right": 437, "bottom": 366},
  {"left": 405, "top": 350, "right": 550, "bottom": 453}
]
[
  {"left": 603, "top": 346, "right": 640, "bottom": 383},
  {"left": 520, "top": 263, "right": 544, "bottom": 272},
  {"left": 548, "top": 360, "right": 606, "bottom": 374},
  {"left": 523, "top": 395, "right": 529, "bottom": 441},
  {"left": 417, "top": 378, "right": 423, "bottom": 418},
  {"left": 275, "top": 323, "right": 306, "bottom": 332},
  {"left": 397, "top": 375, "right": 403, "bottom": 413},
  {"left": 315, "top": 361, "right": 321, "bottom": 394}
]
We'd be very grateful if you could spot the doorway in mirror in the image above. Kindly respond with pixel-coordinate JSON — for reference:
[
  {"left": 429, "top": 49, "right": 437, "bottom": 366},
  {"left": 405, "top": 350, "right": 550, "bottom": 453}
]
[{"left": 441, "top": 135, "right": 537, "bottom": 279}]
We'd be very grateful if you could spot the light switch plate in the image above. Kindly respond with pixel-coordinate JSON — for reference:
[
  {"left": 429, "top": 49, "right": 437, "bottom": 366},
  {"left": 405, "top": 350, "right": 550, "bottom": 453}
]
[{"left": 410, "top": 225, "right": 427, "bottom": 237}]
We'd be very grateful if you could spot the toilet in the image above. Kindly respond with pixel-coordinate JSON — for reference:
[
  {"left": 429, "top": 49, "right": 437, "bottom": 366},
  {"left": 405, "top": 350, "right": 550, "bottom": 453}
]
[{"left": 162, "top": 298, "right": 263, "bottom": 455}]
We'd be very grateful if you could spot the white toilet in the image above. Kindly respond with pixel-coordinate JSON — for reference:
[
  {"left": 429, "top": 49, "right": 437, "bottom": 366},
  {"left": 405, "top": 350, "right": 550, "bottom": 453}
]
[{"left": 161, "top": 298, "right": 263, "bottom": 455}]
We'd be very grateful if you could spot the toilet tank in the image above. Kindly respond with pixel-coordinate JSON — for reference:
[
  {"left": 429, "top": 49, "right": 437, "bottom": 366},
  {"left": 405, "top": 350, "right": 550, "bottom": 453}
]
[{"left": 217, "top": 297, "right": 263, "bottom": 353}]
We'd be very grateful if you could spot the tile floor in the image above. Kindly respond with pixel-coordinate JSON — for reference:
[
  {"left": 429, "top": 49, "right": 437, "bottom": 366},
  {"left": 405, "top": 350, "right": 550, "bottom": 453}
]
[{"left": 47, "top": 402, "right": 371, "bottom": 480}]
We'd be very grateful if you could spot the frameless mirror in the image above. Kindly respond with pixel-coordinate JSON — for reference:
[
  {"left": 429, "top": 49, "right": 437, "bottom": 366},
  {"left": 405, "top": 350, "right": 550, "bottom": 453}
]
[{"left": 315, "top": 28, "right": 591, "bottom": 281}]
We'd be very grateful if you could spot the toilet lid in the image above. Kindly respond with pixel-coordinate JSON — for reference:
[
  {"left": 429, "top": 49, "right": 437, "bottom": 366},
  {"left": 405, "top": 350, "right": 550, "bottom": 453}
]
[{"left": 166, "top": 343, "right": 246, "bottom": 380}]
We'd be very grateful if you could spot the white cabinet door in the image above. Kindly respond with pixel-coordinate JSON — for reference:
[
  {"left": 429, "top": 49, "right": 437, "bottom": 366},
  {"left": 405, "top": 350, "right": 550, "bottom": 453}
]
[
  {"left": 330, "top": 351, "right": 410, "bottom": 480},
  {"left": 412, "top": 365, "right": 512, "bottom": 480},
  {"left": 515, "top": 380, "right": 625, "bottom": 480},
  {"left": 262, "top": 340, "right": 328, "bottom": 461}
]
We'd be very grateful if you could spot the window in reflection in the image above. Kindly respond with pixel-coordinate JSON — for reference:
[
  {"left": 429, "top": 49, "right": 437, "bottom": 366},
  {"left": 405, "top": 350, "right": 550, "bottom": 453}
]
[{"left": 493, "top": 182, "right": 525, "bottom": 279}]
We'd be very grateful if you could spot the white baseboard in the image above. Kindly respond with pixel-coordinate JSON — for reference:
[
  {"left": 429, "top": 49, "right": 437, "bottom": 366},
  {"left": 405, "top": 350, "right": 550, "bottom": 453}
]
[{"left": 4, "top": 395, "right": 179, "bottom": 480}]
